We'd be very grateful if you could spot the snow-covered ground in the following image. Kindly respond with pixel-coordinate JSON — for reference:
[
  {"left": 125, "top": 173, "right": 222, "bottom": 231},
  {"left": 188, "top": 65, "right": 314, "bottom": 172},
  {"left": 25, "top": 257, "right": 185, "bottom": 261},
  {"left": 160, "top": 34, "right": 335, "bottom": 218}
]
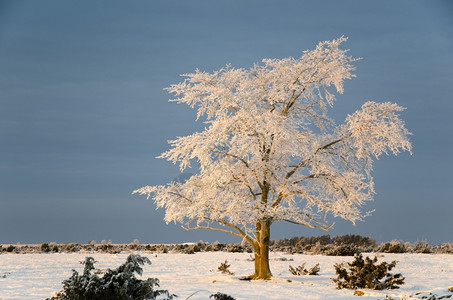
[{"left": 0, "top": 251, "right": 452, "bottom": 299}]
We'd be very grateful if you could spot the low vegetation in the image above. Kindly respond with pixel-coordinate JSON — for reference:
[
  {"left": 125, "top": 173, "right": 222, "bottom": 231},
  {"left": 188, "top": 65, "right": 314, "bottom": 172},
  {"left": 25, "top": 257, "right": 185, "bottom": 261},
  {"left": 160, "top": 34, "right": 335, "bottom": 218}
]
[
  {"left": 289, "top": 263, "right": 320, "bottom": 275},
  {"left": 2, "top": 238, "right": 448, "bottom": 299},
  {"left": 209, "top": 292, "right": 236, "bottom": 300},
  {"left": 46, "top": 254, "right": 175, "bottom": 300},
  {"left": 43, "top": 254, "right": 239, "bottom": 300},
  {"left": 1, "top": 235, "right": 452, "bottom": 255},
  {"left": 218, "top": 260, "right": 234, "bottom": 275},
  {"left": 332, "top": 253, "right": 405, "bottom": 290}
]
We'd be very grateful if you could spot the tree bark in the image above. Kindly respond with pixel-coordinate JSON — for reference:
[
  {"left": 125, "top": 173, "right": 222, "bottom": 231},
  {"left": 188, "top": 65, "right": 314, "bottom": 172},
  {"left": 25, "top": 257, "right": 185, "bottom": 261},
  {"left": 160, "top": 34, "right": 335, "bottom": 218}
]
[{"left": 250, "top": 219, "right": 272, "bottom": 280}]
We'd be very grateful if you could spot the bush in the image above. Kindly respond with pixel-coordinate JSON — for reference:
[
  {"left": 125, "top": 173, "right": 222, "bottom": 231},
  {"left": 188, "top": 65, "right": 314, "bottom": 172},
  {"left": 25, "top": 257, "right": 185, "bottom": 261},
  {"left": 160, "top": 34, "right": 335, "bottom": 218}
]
[
  {"left": 226, "top": 244, "right": 245, "bottom": 253},
  {"left": 61, "top": 243, "right": 80, "bottom": 253},
  {"left": 436, "top": 243, "right": 453, "bottom": 254},
  {"left": 325, "top": 245, "right": 358, "bottom": 256},
  {"left": 271, "top": 234, "right": 377, "bottom": 254},
  {"left": 332, "top": 253, "right": 405, "bottom": 290},
  {"left": 6, "top": 245, "right": 15, "bottom": 252},
  {"left": 414, "top": 241, "right": 433, "bottom": 254},
  {"left": 311, "top": 235, "right": 332, "bottom": 245},
  {"left": 155, "top": 244, "right": 168, "bottom": 253},
  {"left": 379, "top": 240, "right": 408, "bottom": 253},
  {"left": 49, "top": 242, "right": 59, "bottom": 252},
  {"left": 47, "top": 254, "right": 174, "bottom": 300},
  {"left": 289, "top": 263, "right": 320, "bottom": 275},
  {"left": 218, "top": 260, "right": 234, "bottom": 275},
  {"left": 41, "top": 243, "right": 51, "bottom": 253},
  {"left": 206, "top": 242, "right": 226, "bottom": 252},
  {"left": 210, "top": 292, "right": 236, "bottom": 300},
  {"left": 173, "top": 243, "right": 200, "bottom": 254},
  {"left": 333, "top": 234, "right": 376, "bottom": 248}
]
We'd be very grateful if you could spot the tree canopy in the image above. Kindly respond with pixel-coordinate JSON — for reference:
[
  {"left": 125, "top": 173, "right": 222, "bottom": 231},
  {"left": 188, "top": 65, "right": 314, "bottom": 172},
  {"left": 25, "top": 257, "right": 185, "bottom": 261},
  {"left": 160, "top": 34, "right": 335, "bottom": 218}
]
[{"left": 133, "top": 36, "right": 412, "bottom": 279}]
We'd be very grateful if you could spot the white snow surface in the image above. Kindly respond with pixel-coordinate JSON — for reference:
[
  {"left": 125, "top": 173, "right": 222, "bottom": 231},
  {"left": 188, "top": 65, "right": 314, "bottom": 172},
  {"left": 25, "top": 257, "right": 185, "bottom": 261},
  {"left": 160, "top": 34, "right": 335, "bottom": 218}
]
[{"left": 0, "top": 251, "right": 452, "bottom": 300}]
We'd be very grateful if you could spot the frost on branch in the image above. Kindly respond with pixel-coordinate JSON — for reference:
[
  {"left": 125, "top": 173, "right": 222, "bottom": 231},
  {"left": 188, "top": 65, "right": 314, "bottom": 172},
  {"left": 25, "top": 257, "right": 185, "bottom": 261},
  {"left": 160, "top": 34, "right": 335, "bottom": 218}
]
[
  {"left": 344, "top": 101, "right": 412, "bottom": 160},
  {"left": 133, "top": 36, "right": 412, "bottom": 244}
]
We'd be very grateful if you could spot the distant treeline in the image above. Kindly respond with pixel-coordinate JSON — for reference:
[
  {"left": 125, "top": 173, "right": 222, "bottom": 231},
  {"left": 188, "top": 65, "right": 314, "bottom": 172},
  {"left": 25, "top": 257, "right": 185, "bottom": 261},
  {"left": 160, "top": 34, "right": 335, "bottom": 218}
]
[
  {"left": 1, "top": 235, "right": 452, "bottom": 255},
  {"left": 270, "top": 235, "right": 453, "bottom": 255}
]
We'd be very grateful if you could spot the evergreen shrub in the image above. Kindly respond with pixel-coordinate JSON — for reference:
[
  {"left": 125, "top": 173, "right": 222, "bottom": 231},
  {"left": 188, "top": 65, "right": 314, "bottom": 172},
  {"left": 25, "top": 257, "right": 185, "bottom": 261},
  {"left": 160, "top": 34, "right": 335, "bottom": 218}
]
[
  {"left": 41, "top": 243, "right": 51, "bottom": 253},
  {"left": 47, "top": 254, "right": 174, "bottom": 300},
  {"left": 218, "top": 260, "right": 234, "bottom": 275},
  {"left": 289, "top": 263, "right": 320, "bottom": 275},
  {"left": 325, "top": 245, "right": 358, "bottom": 256},
  {"left": 210, "top": 292, "right": 236, "bottom": 300},
  {"left": 379, "top": 240, "right": 407, "bottom": 253},
  {"left": 332, "top": 253, "right": 405, "bottom": 290}
]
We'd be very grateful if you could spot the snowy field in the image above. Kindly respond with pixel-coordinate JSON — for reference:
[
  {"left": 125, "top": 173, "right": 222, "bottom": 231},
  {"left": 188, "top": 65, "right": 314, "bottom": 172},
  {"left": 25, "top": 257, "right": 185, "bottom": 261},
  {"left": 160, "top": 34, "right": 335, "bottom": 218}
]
[{"left": 0, "top": 251, "right": 452, "bottom": 300}]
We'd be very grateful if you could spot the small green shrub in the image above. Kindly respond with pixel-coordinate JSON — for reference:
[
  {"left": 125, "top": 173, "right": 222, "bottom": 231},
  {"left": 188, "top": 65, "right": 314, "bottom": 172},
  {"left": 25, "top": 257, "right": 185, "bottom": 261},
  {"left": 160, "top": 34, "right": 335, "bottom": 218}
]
[
  {"left": 226, "top": 244, "right": 245, "bottom": 253},
  {"left": 333, "top": 234, "right": 376, "bottom": 248},
  {"left": 218, "top": 260, "right": 234, "bottom": 275},
  {"left": 41, "top": 243, "right": 51, "bottom": 253},
  {"left": 436, "top": 243, "right": 453, "bottom": 254},
  {"left": 182, "top": 244, "right": 200, "bottom": 254},
  {"left": 61, "top": 243, "right": 78, "bottom": 253},
  {"left": 289, "top": 263, "right": 320, "bottom": 275},
  {"left": 206, "top": 242, "right": 226, "bottom": 252},
  {"left": 379, "top": 241, "right": 407, "bottom": 253},
  {"left": 159, "top": 245, "right": 168, "bottom": 253},
  {"left": 50, "top": 243, "right": 59, "bottom": 252},
  {"left": 6, "top": 245, "right": 15, "bottom": 252},
  {"left": 210, "top": 292, "right": 236, "bottom": 300},
  {"left": 325, "top": 245, "right": 358, "bottom": 256},
  {"left": 414, "top": 241, "right": 433, "bottom": 254},
  {"left": 47, "top": 254, "right": 174, "bottom": 300},
  {"left": 332, "top": 253, "right": 405, "bottom": 290}
]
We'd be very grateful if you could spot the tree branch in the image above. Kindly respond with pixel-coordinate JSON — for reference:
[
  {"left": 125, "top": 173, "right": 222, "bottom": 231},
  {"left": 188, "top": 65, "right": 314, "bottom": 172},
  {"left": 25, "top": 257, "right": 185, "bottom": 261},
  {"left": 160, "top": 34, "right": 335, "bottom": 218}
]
[
  {"left": 183, "top": 218, "right": 256, "bottom": 246},
  {"left": 213, "top": 150, "right": 264, "bottom": 190},
  {"left": 183, "top": 222, "right": 245, "bottom": 238},
  {"left": 285, "top": 134, "right": 350, "bottom": 180},
  {"left": 273, "top": 218, "right": 334, "bottom": 231}
]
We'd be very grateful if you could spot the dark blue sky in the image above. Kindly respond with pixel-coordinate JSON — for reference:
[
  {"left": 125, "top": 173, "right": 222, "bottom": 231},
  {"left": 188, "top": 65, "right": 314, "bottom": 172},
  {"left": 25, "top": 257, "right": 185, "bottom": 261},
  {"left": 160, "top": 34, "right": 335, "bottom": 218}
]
[{"left": 1, "top": 1, "right": 452, "bottom": 244}]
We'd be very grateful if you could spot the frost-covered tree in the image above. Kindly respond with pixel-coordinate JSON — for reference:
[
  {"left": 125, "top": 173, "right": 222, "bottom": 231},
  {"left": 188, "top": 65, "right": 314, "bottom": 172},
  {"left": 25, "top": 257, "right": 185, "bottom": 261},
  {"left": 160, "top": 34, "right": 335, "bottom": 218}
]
[{"left": 133, "top": 37, "right": 412, "bottom": 280}]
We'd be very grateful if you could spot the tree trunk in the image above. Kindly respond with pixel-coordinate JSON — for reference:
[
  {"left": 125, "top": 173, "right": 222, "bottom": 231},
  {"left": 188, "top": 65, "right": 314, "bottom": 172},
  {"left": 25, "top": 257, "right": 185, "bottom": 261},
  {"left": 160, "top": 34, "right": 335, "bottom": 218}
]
[{"left": 251, "top": 219, "right": 272, "bottom": 280}]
